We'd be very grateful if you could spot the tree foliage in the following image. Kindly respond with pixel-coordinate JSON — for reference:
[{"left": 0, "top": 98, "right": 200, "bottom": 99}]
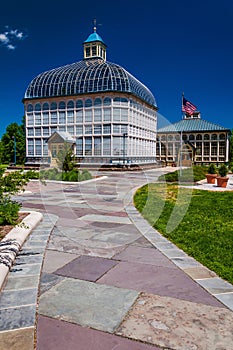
[{"left": 1, "top": 118, "right": 26, "bottom": 165}]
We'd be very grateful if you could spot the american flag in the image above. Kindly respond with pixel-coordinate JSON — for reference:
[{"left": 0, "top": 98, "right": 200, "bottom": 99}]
[{"left": 182, "top": 96, "right": 197, "bottom": 115}]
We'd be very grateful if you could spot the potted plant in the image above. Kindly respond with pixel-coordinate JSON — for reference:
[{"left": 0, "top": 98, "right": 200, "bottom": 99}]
[
  {"left": 206, "top": 164, "right": 217, "bottom": 184},
  {"left": 216, "top": 164, "right": 229, "bottom": 188}
]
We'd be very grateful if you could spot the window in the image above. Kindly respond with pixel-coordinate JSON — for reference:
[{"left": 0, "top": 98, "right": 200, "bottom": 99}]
[
  {"left": 42, "top": 103, "right": 49, "bottom": 111},
  {"left": 204, "top": 134, "right": 210, "bottom": 140},
  {"left": 27, "top": 104, "right": 33, "bottom": 112},
  {"left": 67, "top": 126, "right": 74, "bottom": 135},
  {"left": 43, "top": 127, "right": 49, "bottom": 136},
  {"left": 76, "top": 109, "right": 83, "bottom": 122},
  {"left": 67, "top": 100, "right": 74, "bottom": 109},
  {"left": 103, "top": 124, "right": 111, "bottom": 134},
  {"left": 35, "top": 113, "right": 41, "bottom": 125},
  {"left": 42, "top": 113, "right": 49, "bottom": 124},
  {"left": 85, "top": 137, "right": 92, "bottom": 155},
  {"left": 94, "top": 137, "right": 101, "bottom": 155},
  {"left": 27, "top": 128, "right": 34, "bottom": 136},
  {"left": 182, "top": 134, "right": 187, "bottom": 141},
  {"left": 196, "top": 134, "right": 202, "bottom": 140},
  {"left": 219, "top": 133, "right": 225, "bottom": 140},
  {"left": 59, "top": 101, "right": 66, "bottom": 109},
  {"left": 76, "top": 138, "right": 83, "bottom": 155},
  {"left": 92, "top": 45, "right": 97, "bottom": 56},
  {"left": 113, "top": 97, "right": 121, "bottom": 105},
  {"left": 51, "top": 112, "right": 57, "bottom": 124},
  {"left": 67, "top": 111, "right": 74, "bottom": 123},
  {"left": 85, "top": 47, "right": 90, "bottom": 57},
  {"left": 85, "top": 110, "right": 92, "bottom": 122},
  {"left": 35, "top": 128, "right": 41, "bottom": 136},
  {"left": 94, "top": 125, "right": 101, "bottom": 134},
  {"left": 94, "top": 108, "right": 102, "bottom": 122},
  {"left": 85, "top": 125, "right": 92, "bottom": 134},
  {"left": 113, "top": 108, "right": 120, "bottom": 122},
  {"left": 204, "top": 142, "right": 210, "bottom": 155},
  {"left": 189, "top": 134, "right": 195, "bottom": 141},
  {"left": 28, "top": 139, "right": 34, "bottom": 155},
  {"left": 50, "top": 102, "right": 57, "bottom": 110},
  {"left": 85, "top": 99, "right": 92, "bottom": 108},
  {"left": 103, "top": 137, "right": 111, "bottom": 155},
  {"left": 211, "top": 142, "right": 217, "bottom": 156},
  {"left": 113, "top": 125, "right": 120, "bottom": 134},
  {"left": 76, "top": 100, "right": 83, "bottom": 108},
  {"left": 35, "top": 139, "right": 42, "bottom": 155},
  {"left": 27, "top": 114, "right": 34, "bottom": 126},
  {"left": 219, "top": 142, "right": 226, "bottom": 156},
  {"left": 35, "top": 103, "right": 41, "bottom": 111},
  {"left": 121, "top": 108, "right": 128, "bottom": 122},
  {"left": 211, "top": 133, "right": 217, "bottom": 140},
  {"left": 76, "top": 125, "right": 83, "bottom": 135},
  {"left": 94, "top": 98, "right": 102, "bottom": 106},
  {"left": 103, "top": 108, "right": 111, "bottom": 121},
  {"left": 103, "top": 97, "right": 111, "bottom": 106},
  {"left": 59, "top": 112, "right": 66, "bottom": 124}
]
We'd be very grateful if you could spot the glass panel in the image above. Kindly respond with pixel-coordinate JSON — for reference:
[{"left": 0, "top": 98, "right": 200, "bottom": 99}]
[
  {"left": 51, "top": 112, "right": 57, "bottom": 124},
  {"left": 67, "top": 100, "right": 74, "bottom": 109},
  {"left": 35, "top": 113, "right": 41, "bottom": 125},
  {"left": 50, "top": 102, "right": 57, "bottom": 110},
  {"left": 76, "top": 109, "right": 83, "bottom": 122},
  {"left": 196, "top": 134, "right": 202, "bottom": 140},
  {"left": 219, "top": 133, "right": 225, "bottom": 140},
  {"left": 76, "top": 100, "right": 83, "bottom": 108},
  {"left": 59, "top": 101, "right": 66, "bottom": 109},
  {"left": 76, "top": 125, "right": 83, "bottom": 135},
  {"left": 103, "top": 137, "right": 111, "bottom": 155},
  {"left": 35, "top": 103, "right": 41, "bottom": 111},
  {"left": 94, "top": 125, "right": 101, "bottom": 134},
  {"left": 85, "top": 110, "right": 92, "bottom": 122},
  {"left": 76, "top": 138, "right": 83, "bottom": 155},
  {"left": 85, "top": 137, "right": 92, "bottom": 155},
  {"left": 103, "top": 124, "right": 111, "bottom": 134},
  {"left": 103, "top": 97, "right": 111, "bottom": 106},
  {"left": 103, "top": 108, "right": 111, "bottom": 121},
  {"left": 94, "top": 137, "right": 101, "bottom": 155},
  {"left": 204, "top": 134, "right": 210, "bottom": 140},
  {"left": 85, "top": 99, "right": 92, "bottom": 108},
  {"left": 94, "top": 98, "right": 102, "bottom": 106},
  {"left": 27, "top": 104, "right": 33, "bottom": 112},
  {"left": 59, "top": 112, "right": 66, "bottom": 124}
]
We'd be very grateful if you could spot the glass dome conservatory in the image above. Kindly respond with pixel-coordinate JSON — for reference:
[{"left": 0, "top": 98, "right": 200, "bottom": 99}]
[{"left": 23, "top": 27, "right": 157, "bottom": 166}]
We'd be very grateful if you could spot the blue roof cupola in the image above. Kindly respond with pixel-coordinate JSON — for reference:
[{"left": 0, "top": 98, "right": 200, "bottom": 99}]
[{"left": 83, "top": 25, "right": 106, "bottom": 61}]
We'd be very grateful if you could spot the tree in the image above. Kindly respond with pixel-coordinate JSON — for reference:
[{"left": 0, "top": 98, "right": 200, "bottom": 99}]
[
  {"left": 1, "top": 118, "right": 26, "bottom": 165},
  {"left": 56, "top": 142, "right": 76, "bottom": 172}
]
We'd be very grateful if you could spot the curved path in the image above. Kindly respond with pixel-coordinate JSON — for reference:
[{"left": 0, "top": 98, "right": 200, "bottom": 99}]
[{"left": 1, "top": 168, "right": 233, "bottom": 350}]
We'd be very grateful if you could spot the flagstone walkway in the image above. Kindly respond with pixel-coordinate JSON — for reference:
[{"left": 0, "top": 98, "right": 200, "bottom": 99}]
[{"left": 0, "top": 167, "right": 233, "bottom": 350}]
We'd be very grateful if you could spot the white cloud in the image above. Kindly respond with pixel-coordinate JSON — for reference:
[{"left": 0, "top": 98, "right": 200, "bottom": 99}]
[{"left": 0, "top": 26, "right": 27, "bottom": 50}]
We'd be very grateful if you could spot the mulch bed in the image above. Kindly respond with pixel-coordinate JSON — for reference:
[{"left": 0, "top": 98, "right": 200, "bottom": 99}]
[{"left": 0, "top": 213, "right": 29, "bottom": 241}]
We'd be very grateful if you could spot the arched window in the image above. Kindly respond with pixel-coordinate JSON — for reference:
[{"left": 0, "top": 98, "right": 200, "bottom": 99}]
[
  {"left": 113, "top": 97, "right": 121, "bottom": 105},
  {"left": 35, "top": 103, "right": 41, "bottom": 111},
  {"left": 219, "top": 133, "right": 225, "bottom": 140},
  {"left": 189, "top": 134, "right": 195, "bottom": 141},
  {"left": 27, "top": 104, "right": 33, "bottom": 112},
  {"left": 67, "top": 100, "right": 74, "bottom": 109},
  {"left": 211, "top": 133, "right": 217, "bottom": 140},
  {"left": 182, "top": 134, "right": 187, "bottom": 141},
  {"left": 59, "top": 101, "right": 66, "bottom": 109},
  {"left": 204, "top": 134, "right": 210, "bottom": 140},
  {"left": 42, "top": 102, "right": 49, "bottom": 111},
  {"left": 196, "top": 134, "right": 202, "bottom": 140},
  {"left": 94, "top": 98, "right": 102, "bottom": 106},
  {"left": 76, "top": 100, "right": 83, "bottom": 108},
  {"left": 103, "top": 97, "right": 111, "bottom": 106},
  {"left": 168, "top": 135, "right": 173, "bottom": 141},
  {"left": 85, "top": 99, "right": 92, "bottom": 108},
  {"left": 50, "top": 102, "right": 57, "bottom": 110}
]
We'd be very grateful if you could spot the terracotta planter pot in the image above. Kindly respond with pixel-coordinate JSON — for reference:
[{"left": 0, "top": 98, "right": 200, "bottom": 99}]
[
  {"left": 216, "top": 176, "right": 229, "bottom": 188},
  {"left": 206, "top": 174, "right": 217, "bottom": 184}
]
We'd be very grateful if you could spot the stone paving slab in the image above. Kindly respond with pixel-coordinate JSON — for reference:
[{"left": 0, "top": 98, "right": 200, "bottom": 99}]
[
  {"left": 0, "top": 327, "right": 34, "bottom": 350},
  {"left": 79, "top": 214, "right": 131, "bottom": 224},
  {"left": 113, "top": 245, "right": 176, "bottom": 268},
  {"left": 54, "top": 255, "right": 118, "bottom": 281},
  {"left": 39, "top": 272, "right": 64, "bottom": 295},
  {"left": 116, "top": 293, "right": 233, "bottom": 350},
  {"left": 97, "top": 261, "right": 225, "bottom": 306},
  {"left": 39, "top": 277, "right": 139, "bottom": 333},
  {"left": 42, "top": 249, "right": 78, "bottom": 273},
  {"left": 37, "top": 315, "right": 161, "bottom": 350},
  {"left": 0, "top": 304, "right": 36, "bottom": 331},
  {"left": 196, "top": 277, "right": 233, "bottom": 294},
  {"left": 4, "top": 275, "right": 40, "bottom": 291},
  {"left": 0, "top": 288, "right": 37, "bottom": 309}
]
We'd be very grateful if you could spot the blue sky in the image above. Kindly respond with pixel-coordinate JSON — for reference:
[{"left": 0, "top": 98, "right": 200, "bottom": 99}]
[{"left": 0, "top": 0, "right": 233, "bottom": 137}]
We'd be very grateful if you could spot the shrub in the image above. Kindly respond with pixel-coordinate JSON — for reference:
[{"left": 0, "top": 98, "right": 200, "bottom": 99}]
[
  {"left": 218, "top": 164, "right": 228, "bottom": 177},
  {"left": 207, "top": 164, "right": 217, "bottom": 174},
  {"left": 0, "top": 197, "right": 20, "bottom": 225}
]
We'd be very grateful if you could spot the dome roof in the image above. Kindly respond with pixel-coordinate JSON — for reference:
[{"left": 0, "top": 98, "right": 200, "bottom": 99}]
[
  {"left": 24, "top": 58, "right": 156, "bottom": 107},
  {"left": 84, "top": 32, "right": 105, "bottom": 44}
]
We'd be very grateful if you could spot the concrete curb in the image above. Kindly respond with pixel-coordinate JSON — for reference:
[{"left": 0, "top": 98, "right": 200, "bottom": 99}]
[{"left": 0, "top": 211, "right": 43, "bottom": 292}]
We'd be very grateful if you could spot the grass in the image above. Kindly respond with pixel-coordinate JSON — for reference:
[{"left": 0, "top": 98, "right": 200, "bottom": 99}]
[
  {"left": 134, "top": 183, "right": 233, "bottom": 284},
  {"left": 158, "top": 165, "right": 208, "bottom": 183}
]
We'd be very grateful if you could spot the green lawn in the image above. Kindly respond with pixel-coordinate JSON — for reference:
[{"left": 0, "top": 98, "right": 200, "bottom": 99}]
[{"left": 134, "top": 183, "right": 233, "bottom": 284}]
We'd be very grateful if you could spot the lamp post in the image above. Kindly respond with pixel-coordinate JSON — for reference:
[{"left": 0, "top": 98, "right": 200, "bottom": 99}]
[{"left": 123, "top": 133, "right": 128, "bottom": 165}]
